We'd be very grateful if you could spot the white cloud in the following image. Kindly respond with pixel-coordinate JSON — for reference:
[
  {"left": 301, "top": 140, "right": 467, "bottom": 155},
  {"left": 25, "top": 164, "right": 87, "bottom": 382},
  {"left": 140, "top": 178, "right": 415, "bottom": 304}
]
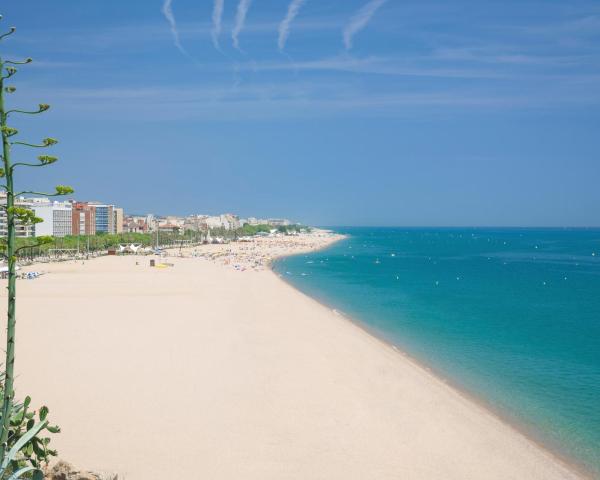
[
  {"left": 278, "top": 0, "right": 307, "bottom": 52},
  {"left": 232, "top": 0, "right": 253, "bottom": 51},
  {"left": 243, "top": 55, "right": 509, "bottom": 79},
  {"left": 161, "top": 0, "right": 189, "bottom": 57},
  {"left": 211, "top": 0, "right": 225, "bottom": 50},
  {"left": 343, "top": 0, "right": 387, "bottom": 50}
]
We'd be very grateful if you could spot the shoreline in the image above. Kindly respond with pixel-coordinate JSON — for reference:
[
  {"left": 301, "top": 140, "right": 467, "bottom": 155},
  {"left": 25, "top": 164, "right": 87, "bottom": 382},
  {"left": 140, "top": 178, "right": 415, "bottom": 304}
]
[
  {"left": 271, "top": 256, "right": 593, "bottom": 479},
  {"left": 3, "top": 230, "right": 589, "bottom": 479}
]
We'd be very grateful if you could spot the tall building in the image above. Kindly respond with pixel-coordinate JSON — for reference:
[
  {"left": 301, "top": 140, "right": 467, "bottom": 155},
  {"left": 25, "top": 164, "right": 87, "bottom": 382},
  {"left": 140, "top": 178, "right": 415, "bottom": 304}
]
[
  {"left": 113, "top": 207, "right": 124, "bottom": 234},
  {"left": 89, "top": 203, "right": 114, "bottom": 234},
  {"left": 71, "top": 202, "right": 96, "bottom": 236},
  {"left": 34, "top": 201, "right": 72, "bottom": 237},
  {"left": 145, "top": 214, "right": 156, "bottom": 232}
]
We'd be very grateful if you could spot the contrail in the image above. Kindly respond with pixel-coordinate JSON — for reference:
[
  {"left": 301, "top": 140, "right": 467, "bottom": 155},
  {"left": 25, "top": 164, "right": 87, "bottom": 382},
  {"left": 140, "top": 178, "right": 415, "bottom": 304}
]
[
  {"left": 278, "top": 0, "right": 307, "bottom": 52},
  {"left": 343, "top": 0, "right": 387, "bottom": 50},
  {"left": 232, "top": 0, "right": 252, "bottom": 51},
  {"left": 211, "top": 0, "right": 225, "bottom": 50},
  {"left": 161, "top": 0, "right": 189, "bottom": 56}
]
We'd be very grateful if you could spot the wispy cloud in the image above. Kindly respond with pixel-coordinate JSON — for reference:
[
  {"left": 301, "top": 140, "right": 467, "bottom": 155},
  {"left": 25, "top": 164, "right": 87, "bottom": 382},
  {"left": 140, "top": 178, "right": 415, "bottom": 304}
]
[
  {"left": 243, "top": 55, "right": 509, "bottom": 79},
  {"left": 211, "top": 0, "right": 225, "bottom": 51},
  {"left": 431, "top": 47, "right": 594, "bottom": 67},
  {"left": 161, "top": 0, "right": 189, "bottom": 57},
  {"left": 232, "top": 0, "right": 253, "bottom": 51},
  {"left": 278, "top": 0, "right": 307, "bottom": 52},
  {"left": 38, "top": 81, "right": 592, "bottom": 122},
  {"left": 343, "top": 0, "right": 387, "bottom": 50}
]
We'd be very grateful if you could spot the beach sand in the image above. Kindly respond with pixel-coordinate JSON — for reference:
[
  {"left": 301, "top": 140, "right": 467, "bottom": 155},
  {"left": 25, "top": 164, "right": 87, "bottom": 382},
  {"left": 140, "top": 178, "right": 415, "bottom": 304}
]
[{"left": 1, "top": 233, "right": 584, "bottom": 479}]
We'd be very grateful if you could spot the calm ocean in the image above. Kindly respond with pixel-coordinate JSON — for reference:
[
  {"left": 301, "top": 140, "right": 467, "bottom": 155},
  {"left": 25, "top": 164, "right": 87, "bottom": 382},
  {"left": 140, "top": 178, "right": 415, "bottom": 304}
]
[{"left": 273, "top": 227, "right": 600, "bottom": 475}]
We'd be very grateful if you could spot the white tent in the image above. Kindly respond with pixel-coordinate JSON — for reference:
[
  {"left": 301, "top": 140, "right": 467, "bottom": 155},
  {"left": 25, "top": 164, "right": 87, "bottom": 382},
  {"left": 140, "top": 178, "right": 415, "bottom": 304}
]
[{"left": 0, "top": 266, "right": 21, "bottom": 273}]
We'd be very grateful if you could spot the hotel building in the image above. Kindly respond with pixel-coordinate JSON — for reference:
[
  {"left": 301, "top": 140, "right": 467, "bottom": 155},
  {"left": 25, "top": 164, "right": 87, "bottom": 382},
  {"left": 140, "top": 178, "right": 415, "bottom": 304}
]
[
  {"left": 89, "top": 203, "right": 114, "bottom": 234},
  {"left": 71, "top": 202, "right": 96, "bottom": 236},
  {"left": 33, "top": 201, "right": 73, "bottom": 237}
]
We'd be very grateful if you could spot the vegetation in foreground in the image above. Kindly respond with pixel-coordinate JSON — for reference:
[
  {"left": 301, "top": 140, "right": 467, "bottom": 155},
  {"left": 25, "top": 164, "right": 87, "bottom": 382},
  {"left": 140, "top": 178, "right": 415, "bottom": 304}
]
[{"left": 0, "top": 16, "right": 71, "bottom": 479}]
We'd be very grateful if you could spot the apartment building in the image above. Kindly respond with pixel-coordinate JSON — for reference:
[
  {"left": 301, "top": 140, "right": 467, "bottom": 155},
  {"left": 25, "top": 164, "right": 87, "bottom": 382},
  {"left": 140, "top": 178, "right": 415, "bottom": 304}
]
[
  {"left": 71, "top": 202, "right": 96, "bottom": 236},
  {"left": 89, "top": 203, "right": 114, "bottom": 234},
  {"left": 34, "top": 201, "right": 73, "bottom": 237},
  {"left": 114, "top": 207, "right": 124, "bottom": 234}
]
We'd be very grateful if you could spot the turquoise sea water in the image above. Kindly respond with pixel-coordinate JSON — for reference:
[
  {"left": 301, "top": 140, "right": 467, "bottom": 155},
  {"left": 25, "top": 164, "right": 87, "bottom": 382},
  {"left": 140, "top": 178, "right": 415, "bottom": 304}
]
[{"left": 273, "top": 228, "right": 600, "bottom": 475}]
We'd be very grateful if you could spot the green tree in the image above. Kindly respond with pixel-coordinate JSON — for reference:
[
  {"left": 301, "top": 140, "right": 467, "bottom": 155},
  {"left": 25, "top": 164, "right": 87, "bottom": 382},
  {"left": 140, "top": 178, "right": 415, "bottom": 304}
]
[{"left": 0, "top": 17, "right": 72, "bottom": 478}]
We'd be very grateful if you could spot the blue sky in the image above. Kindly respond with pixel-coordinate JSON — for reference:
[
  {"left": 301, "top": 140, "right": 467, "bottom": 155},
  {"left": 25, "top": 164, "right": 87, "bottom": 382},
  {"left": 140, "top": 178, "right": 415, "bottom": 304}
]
[{"left": 1, "top": 0, "right": 599, "bottom": 226}]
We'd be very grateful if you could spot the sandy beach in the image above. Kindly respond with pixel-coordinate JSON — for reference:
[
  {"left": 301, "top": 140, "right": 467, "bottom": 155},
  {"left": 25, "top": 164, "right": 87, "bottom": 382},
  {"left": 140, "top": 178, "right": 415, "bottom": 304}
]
[{"left": 1, "top": 232, "right": 584, "bottom": 479}]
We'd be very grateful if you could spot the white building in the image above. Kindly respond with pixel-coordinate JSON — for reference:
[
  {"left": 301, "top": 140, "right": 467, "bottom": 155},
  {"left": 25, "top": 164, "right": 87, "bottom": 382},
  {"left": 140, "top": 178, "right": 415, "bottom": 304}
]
[
  {"left": 33, "top": 201, "right": 72, "bottom": 237},
  {"left": 0, "top": 195, "right": 41, "bottom": 238},
  {"left": 205, "top": 215, "right": 224, "bottom": 229},
  {"left": 202, "top": 214, "right": 241, "bottom": 230},
  {"left": 268, "top": 218, "right": 291, "bottom": 227},
  {"left": 222, "top": 214, "right": 240, "bottom": 230}
]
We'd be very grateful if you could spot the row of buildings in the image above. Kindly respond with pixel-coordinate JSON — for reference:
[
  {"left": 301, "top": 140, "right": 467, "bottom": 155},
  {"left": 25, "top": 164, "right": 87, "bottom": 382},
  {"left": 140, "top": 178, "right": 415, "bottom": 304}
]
[
  {"left": 0, "top": 194, "right": 124, "bottom": 238},
  {"left": 0, "top": 193, "right": 292, "bottom": 238},
  {"left": 123, "top": 214, "right": 292, "bottom": 235}
]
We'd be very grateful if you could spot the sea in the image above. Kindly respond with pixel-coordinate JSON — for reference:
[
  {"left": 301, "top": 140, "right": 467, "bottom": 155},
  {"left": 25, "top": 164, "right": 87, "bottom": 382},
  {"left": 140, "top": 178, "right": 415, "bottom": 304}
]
[{"left": 273, "top": 227, "right": 600, "bottom": 476}]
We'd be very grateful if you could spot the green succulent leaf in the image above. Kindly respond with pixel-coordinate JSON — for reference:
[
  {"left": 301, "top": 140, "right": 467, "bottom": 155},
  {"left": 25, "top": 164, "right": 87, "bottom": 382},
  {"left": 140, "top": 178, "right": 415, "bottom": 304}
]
[
  {"left": 39, "top": 406, "right": 48, "bottom": 421},
  {"left": 7, "top": 466, "right": 39, "bottom": 480},
  {"left": 31, "top": 440, "right": 44, "bottom": 458},
  {"left": 4, "top": 86, "right": 16, "bottom": 93}
]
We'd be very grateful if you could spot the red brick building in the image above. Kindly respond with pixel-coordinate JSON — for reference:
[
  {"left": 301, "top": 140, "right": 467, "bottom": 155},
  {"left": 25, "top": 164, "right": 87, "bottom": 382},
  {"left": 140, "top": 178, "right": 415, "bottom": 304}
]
[{"left": 71, "top": 202, "right": 96, "bottom": 235}]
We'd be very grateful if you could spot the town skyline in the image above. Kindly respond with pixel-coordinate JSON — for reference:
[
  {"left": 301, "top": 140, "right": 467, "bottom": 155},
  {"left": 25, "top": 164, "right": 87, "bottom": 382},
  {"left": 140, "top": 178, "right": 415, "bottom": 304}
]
[{"left": 0, "top": 191, "right": 295, "bottom": 239}]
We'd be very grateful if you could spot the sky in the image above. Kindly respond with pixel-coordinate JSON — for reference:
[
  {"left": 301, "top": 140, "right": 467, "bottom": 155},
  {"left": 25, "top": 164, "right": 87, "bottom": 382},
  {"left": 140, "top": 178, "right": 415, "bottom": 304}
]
[{"left": 1, "top": 0, "right": 599, "bottom": 226}]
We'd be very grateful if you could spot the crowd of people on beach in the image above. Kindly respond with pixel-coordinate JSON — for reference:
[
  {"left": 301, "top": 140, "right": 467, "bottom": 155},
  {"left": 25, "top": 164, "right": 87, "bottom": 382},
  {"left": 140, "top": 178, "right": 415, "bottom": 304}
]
[
  {"left": 188, "top": 232, "right": 341, "bottom": 271},
  {"left": 6, "top": 231, "right": 341, "bottom": 278}
]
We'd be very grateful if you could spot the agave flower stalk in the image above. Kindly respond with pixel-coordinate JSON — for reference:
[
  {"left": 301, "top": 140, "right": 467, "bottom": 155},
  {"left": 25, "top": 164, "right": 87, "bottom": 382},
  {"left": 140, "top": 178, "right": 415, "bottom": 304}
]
[{"left": 0, "top": 17, "right": 73, "bottom": 472}]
